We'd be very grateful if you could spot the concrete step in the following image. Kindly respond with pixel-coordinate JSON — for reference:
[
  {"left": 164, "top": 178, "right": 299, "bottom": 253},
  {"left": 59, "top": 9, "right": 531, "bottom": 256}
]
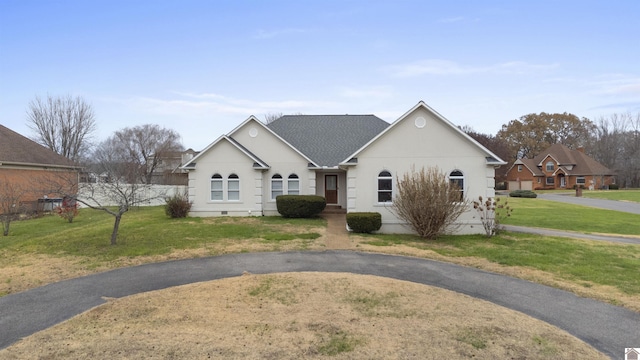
[{"left": 322, "top": 205, "right": 346, "bottom": 214}]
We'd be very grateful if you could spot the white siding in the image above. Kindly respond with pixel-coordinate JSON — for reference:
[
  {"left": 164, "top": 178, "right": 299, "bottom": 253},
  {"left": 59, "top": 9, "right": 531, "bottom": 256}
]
[{"left": 348, "top": 106, "right": 497, "bottom": 235}]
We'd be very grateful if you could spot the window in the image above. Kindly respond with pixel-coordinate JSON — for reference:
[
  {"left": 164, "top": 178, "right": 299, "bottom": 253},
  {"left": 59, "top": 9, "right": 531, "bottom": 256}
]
[
  {"left": 227, "top": 174, "right": 240, "bottom": 201},
  {"left": 449, "top": 170, "right": 465, "bottom": 201},
  {"left": 537, "top": 178, "right": 541, "bottom": 183},
  {"left": 546, "top": 177, "right": 555, "bottom": 185},
  {"left": 271, "top": 174, "right": 283, "bottom": 199},
  {"left": 287, "top": 174, "right": 300, "bottom": 195},
  {"left": 576, "top": 176, "right": 586, "bottom": 185},
  {"left": 210, "top": 174, "right": 223, "bottom": 201},
  {"left": 546, "top": 161, "right": 555, "bottom": 172},
  {"left": 377, "top": 171, "right": 393, "bottom": 203},
  {"left": 517, "top": 165, "right": 522, "bottom": 172}
]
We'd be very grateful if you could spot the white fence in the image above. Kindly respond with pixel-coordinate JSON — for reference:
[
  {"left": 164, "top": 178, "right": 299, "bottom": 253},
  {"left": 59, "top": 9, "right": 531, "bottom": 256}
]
[{"left": 77, "top": 184, "right": 188, "bottom": 208}]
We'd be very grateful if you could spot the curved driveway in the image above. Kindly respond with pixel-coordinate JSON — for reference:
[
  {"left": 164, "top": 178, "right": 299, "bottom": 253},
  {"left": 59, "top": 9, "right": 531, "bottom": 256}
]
[{"left": 0, "top": 251, "right": 638, "bottom": 359}]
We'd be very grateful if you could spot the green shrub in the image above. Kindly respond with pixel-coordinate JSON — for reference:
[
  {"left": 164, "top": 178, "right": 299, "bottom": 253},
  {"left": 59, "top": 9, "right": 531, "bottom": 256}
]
[
  {"left": 165, "top": 193, "right": 192, "bottom": 218},
  {"left": 509, "top": 190, "right": 537, "bottom": 198},
  {"left": 276, "top": 195, "right": 326, "bottom": 218},
  {"left": 608, "top": 184, "right": 619, "bottom": 190},
  {"left": 346, "top": 212, "right": 382, "bottom": 233}
]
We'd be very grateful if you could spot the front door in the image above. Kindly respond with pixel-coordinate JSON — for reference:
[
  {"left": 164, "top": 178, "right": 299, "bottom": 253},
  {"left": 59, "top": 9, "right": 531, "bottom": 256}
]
[{"left": 325, "top": 175, "right": 338, "bottom": 204}]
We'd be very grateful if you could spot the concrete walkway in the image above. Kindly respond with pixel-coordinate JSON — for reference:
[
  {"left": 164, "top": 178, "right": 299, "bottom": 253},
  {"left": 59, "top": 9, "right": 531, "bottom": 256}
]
[{"left": 1, "top": 251, "right": 638, "bottom": 359}]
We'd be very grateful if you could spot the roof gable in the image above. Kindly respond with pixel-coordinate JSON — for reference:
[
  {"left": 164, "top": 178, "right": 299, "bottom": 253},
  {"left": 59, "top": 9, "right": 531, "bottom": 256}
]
[
  {"left": 0, "top": 124, "right": 78, "bottom": 169},
  {"left": 341, "top": 101, "right": 507, "bottom": 166},
  {"left": 182, "top": 134, "right": 269, "bottom": 169},
  {"left": 530, "top": 143, "right": 613, "bottom": 176},
  {"left": 267, "top": 115, "right": 389, "bottom": 167},
  {"left": 229, "top": 116, "right": 318, "bottom": 167}
]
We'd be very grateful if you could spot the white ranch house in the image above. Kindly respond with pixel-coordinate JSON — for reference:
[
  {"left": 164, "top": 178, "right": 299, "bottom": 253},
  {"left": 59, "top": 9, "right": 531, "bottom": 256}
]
[{"left": 182, "top": 101, "right": 506, "bottom": 234}]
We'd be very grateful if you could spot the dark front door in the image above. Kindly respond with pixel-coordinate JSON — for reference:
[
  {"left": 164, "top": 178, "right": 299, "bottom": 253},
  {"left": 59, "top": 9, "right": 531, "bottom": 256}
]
[{"left": 325, "top": 175, "right": 338, "bottom": 204}]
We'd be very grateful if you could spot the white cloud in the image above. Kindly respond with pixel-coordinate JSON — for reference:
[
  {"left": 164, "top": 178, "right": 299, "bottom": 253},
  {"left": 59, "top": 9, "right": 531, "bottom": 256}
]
[
  {"left": 438, "top": 16, "right": 466, "bottom": 24},
  {"left": 385, "top": 59, "right": 559, "bottom": 77}
]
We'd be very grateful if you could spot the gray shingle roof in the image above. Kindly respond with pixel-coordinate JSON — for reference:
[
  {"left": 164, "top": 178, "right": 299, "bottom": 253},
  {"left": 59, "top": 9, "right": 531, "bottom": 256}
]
[
  {"left": 0, "top": 124, "right": 78, "bottom": 168},
  {"left": 266, "top": 115, "right": 389, "bottom": 166}
]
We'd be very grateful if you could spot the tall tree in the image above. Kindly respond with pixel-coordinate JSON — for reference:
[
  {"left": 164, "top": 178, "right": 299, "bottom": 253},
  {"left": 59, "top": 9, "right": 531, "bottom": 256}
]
[
  {"left": 461, "top": 126, "right": 511, "bottom": 182},
  {"left": 26, "top": 94, "right": 97, "bottom": 162},
  {"left": 497, "top": 112, "right": 595, "bottom": 160},
  {"left": 110, "top": 124, "right": 184, "bottom": 184}
]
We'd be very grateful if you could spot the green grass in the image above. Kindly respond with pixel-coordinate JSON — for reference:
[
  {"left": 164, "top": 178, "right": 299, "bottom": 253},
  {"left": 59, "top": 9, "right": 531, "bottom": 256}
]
[
  {"left": 3, "top": 200, "right": 640, "bottom": 304},
  {"left": 500, "top": 197, "right": 640, "bottom": 235},
  {"left": 362, "top": 231, "right": 640, "bottom": 295},
  {"left": 581, "top": 189, "right": 640, "bottom": 203},
  {"left": 2, "top": 207, "right": 324, "bottom": 261}
]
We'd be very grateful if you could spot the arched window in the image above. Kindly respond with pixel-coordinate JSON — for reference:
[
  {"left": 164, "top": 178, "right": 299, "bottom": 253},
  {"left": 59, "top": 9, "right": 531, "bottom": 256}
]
[
  {"left": 377, "top": 171, "right": 393, "bottom": 203},
  {"left": 210, "top": 174, "right": 223, "bottom": 201},
  {"left": 546, "top": 161, "right": 555, "bottom": 172},
  {"left": 449, "top": 170, "right": 464, "bottom": 201},
  {"left": 227, "top": 174, "right": 240, "bottom": 201},
  {"left": 271, "top": 174, "right": 283, "bottom": 200},
  {"left": 287, "top": 174, "right": 300, "bottom": 195}
]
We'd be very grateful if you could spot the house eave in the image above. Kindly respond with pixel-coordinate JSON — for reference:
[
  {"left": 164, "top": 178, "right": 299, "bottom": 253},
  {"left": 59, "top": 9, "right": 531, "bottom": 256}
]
[{"left": 0, "top": 160, "right": 81, "bottom": 171}]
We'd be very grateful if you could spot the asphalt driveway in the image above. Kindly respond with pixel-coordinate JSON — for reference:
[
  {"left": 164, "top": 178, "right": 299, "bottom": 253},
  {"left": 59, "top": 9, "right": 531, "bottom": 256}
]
[{"left": 1, "top": 251, "right": 638, "bottom": 359}]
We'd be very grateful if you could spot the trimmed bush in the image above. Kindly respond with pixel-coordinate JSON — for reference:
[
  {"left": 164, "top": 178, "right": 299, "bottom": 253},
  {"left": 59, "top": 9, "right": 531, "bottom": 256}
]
[
  {"left": 165, "top": 193, "right": 192, "bottom": 218},
  {"left": 509, "top": 190, "right": 538, "bottom": 198},
  {"left": 346, "top": 212, "right": 382, "bottom": 233},
  {"left": 276, "top": 195, "right": 326, "bottom": 218}
]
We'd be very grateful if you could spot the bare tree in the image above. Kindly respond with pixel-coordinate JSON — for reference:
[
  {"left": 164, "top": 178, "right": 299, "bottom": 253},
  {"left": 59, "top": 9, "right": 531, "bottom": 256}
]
[
  {"left": 26, "top": 94, "right": 97, "bottom": 162},
  {"left": 70, "top": 137, "right": 169, "bottom": 245},
  {"left": 0, "top": 176, "right": 29, "bottom": 236},
  {"left": 109, "top": 124, "right": 184, "bottom": 184},
  {"left": 392, "top": 166, "right": 468, "bottom": 239},
  {"left": 264, "top": 112, "right": 283, "bottom": 124}
]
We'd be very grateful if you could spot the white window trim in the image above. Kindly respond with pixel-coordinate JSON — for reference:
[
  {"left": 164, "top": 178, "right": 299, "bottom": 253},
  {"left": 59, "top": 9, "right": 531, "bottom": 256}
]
[
  {"left": 271, "top": 173, "right": 302, "bottom": 200},
  {"left": 227, "top": 174, "right": 240, "bottom": 201},
  {"left": 210, "top": 174, "right": 223, "bottom": 201},
  {"left": 210, "top": 173, "right": 241, "bottom": 202},
  {"left": 448, "top": 169, "right": 465, "bottom": 202},
  {"left": 271, "top": 174, "right": 284, "bottom": 201},
  {"left": 377, "top": 170, "right": 393, "bottom": 204},
  {"left": 546, "top": 161, "right": 555, "bottom": 172},
  {"left": 287, "top": 174, "right": 300, "bottom": 195}
]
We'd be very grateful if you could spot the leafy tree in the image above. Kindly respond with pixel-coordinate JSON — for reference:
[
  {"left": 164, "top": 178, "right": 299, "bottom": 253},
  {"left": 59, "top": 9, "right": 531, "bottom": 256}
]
[
  {"left": 497, "top": 112, "right": 595, "bottom": 160},
  {"left": 26, "top": 94, "right": 97, "bottom": 162},
  {"left": 461, "top": 126, "right": 511, "bottom": 183},
  {"left": 392, "top": 166, "right": 468, "bottom": 239}
]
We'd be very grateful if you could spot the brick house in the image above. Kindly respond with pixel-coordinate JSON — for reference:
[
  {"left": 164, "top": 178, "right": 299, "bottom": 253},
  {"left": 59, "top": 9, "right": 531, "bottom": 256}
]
[
  {"left": 506, "top": 143, "right": 615, "bottom": 190},
  {"left": 0, "top": 125, "right": 81, "bottom": 212}
]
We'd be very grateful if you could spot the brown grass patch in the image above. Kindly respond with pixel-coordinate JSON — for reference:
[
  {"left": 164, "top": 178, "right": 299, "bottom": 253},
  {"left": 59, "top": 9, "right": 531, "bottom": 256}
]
[{"left": 0, "top": 273, "right": 606, "bottom": 359}]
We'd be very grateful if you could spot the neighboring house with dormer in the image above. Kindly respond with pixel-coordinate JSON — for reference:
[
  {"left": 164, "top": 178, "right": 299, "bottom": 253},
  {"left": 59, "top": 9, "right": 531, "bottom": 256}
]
[
  {"left": 506, "top": 143, "right": 615, "bottom": 190},
  {"left": 181, "top": 101, "right": 506, "bottom": 235},
  {"left": 0, "top": 125, "right": 80, "bottom": 212}
]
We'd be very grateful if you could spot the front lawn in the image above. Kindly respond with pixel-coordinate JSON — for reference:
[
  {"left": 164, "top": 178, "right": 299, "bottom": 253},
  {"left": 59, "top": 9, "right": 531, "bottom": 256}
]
[{"left": 500, "top": 197, "right": 640, "bottom": 235}]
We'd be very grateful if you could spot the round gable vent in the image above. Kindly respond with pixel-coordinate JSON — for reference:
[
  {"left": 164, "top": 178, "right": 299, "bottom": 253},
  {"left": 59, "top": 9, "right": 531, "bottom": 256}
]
[
  {"left": 249, "top": 127, "right": 258, "bottom": 138},
  {"left": 414, "top": 116, "right": 426, "bottom": 128}
]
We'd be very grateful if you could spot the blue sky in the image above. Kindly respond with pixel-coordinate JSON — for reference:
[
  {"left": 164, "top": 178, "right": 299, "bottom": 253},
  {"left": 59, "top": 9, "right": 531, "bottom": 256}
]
[{"left": 1, "top": 0, "right": 639, "bottom": 151}]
